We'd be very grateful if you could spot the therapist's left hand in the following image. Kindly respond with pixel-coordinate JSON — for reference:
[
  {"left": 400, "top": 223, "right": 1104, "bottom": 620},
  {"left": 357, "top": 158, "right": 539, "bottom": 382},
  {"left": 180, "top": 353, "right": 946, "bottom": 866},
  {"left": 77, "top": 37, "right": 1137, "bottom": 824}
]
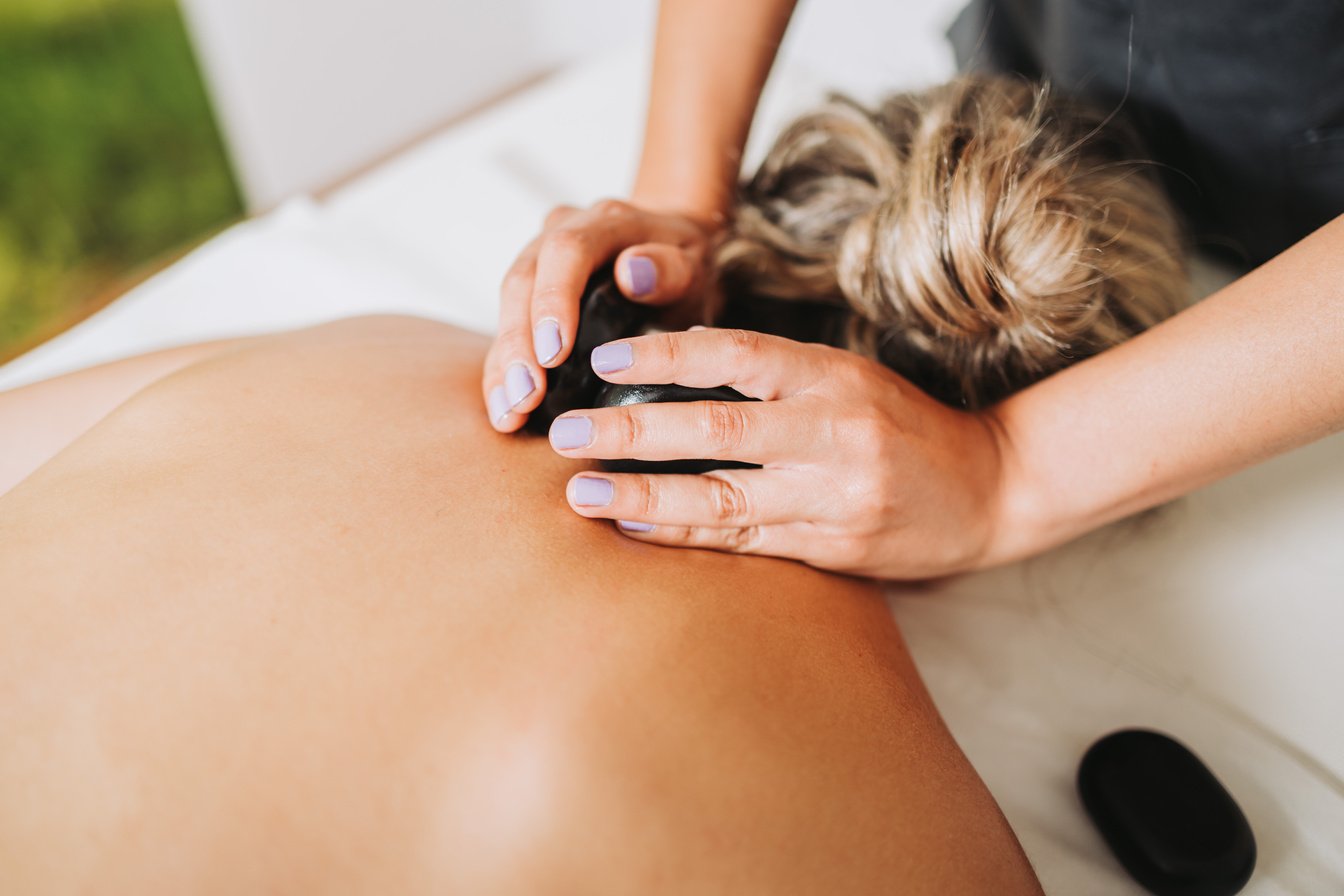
[{"left": 546, "top": 328, "right": 1008, "bottom": 580}]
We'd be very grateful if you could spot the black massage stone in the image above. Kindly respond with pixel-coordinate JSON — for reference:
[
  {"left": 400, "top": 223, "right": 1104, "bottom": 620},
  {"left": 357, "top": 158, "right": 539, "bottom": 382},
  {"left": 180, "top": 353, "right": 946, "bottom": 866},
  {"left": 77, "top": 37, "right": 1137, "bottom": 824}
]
[
  {"left": 1077, "top": 729, "right": 1256, "bottom": 896},
  {"left": 525, "top": 267, "right": 765, "bottom": 474},
  {"left": 524, "top": 266, "right": 652, "bottom": 436},
  {"left": 595, "top": 382, "right": 759, "bottom": 475}
]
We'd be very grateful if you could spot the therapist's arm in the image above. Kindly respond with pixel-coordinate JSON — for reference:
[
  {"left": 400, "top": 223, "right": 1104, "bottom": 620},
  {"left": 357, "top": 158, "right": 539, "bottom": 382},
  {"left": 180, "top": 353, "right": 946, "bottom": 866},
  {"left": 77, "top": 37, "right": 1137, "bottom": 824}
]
[
  {"left": 483, "top": 0, "right": 798, "bottom": 431},
  {"left": 986, "top": 213, "right": 1344, "bottom": 564},
  {"left": 548, "top": 215, "right": 1344, "bottom": 580},
  {"left": 631, "top": 0, "right": 798, "bottom": 219}
]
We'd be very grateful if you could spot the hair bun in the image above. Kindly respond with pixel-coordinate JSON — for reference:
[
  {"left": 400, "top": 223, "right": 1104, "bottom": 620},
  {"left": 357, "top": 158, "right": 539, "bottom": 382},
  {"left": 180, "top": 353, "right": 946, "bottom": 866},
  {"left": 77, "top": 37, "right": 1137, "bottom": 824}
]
[{"left": 718, "top": 76, "right": 1185, "bottom": 408}]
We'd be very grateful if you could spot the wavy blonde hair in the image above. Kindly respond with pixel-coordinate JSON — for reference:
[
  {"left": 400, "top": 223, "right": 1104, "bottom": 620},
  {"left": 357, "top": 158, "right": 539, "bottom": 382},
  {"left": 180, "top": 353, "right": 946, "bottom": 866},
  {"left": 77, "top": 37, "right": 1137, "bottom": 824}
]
[{"left": 717, "top": 75, "right": 1186, "bottom": 408}]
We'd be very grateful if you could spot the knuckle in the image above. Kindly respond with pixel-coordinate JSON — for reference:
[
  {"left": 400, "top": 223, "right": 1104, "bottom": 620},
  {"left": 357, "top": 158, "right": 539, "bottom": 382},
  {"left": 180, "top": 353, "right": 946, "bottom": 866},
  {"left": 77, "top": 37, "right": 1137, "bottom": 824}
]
[
  {"left": 655, "top": 331, "right": 683, "bottom": 372},
  {"left": 591, "top": 198, "right": 629, "bottom": 218},
  {"left": 726, "top": 328, "right": 765, "bottom": 365},
  {"left": 845, "top": 411, "right": 889, "bottom": 462},
  {"left": 832, "top": 536, "right": 871, "bottom": 569},
  {"left": 721, "top": 525, "right": 762, "bottom": 553},
  {"left": 543, "top": 227, "right": 589, "bottom": 258},
  {"left": 544, "top": 205, "right": 576, "bottom": 229},
  {"left": 812, "top": 409, "right": 840, "bottom": 452},
  {"left": 830, "top": 357, "right": 868, "bottom": 393},
  {"left": 500, "top": 264, "right": 534, "bottom": 295},
  {"left": 615, "top": 408, "right": 647, "bottom": 454},
  {"left": 636, "top": 476, "right": 663, "bottom": 518},
  {"left": 871, "top": 467, "right": 900, "bottom": 508},
  {"left": 845, "top": 460, "right": 898, "bottom": 528},
  {"left": 699, "top": 401, "right": 749, "bottom": 454},
  {"left": 707, "top": 475, "right": 752, "bottom": 526},
  {"left": 850, "top": 488, "right": 890, "bottom": 527},
  {"left": 492, "top": 325, "right": 527, "bottom": 355},
  {"left": 664, "top": 525, "right": 698, "bottom": 547}
]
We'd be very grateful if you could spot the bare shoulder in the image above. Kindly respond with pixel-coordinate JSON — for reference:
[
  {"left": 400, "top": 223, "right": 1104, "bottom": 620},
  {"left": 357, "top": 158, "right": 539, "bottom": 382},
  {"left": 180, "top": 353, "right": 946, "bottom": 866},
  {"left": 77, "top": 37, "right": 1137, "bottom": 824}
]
[{"left": 0, "top": 314, "right": 1040, "bottom": 894}]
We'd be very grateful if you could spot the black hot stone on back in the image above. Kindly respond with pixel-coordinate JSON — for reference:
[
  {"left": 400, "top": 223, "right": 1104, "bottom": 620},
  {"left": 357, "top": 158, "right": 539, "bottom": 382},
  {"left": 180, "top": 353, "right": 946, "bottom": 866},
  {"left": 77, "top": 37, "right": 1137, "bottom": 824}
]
[
  {"left": 595, "top": 383, "right": 758, "bottom": 475},
  {"left": 525, "top": 271, "right": 853, "bottom": 473},
  {"left": 523, "top": 267, "right": 760, "bottom": 474},
  {"left": 1077, "top": 729, "right": 1256, "bottom": 896},
  {"left": 524, "top": 267, "right": 652, "bottom": 436}
]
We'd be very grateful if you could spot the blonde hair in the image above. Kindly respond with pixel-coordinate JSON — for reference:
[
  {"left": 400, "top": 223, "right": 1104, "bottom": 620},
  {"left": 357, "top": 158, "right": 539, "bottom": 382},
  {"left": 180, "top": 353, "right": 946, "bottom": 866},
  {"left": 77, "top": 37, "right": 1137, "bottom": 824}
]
[{"left": 717, "top": 75, "right": 1186, "bottom": 408}]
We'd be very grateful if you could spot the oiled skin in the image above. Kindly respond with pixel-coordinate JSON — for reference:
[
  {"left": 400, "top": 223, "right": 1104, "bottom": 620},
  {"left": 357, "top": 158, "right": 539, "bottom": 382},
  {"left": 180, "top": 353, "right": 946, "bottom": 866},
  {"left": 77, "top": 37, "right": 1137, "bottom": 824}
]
[{"left": 0, "top": 317, "right": 1040, "bottom": 894}]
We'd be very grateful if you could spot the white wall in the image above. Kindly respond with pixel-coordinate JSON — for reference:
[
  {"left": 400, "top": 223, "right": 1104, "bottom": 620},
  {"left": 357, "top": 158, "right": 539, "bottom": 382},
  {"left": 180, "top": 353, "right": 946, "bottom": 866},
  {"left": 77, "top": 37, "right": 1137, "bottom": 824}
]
[
  {"left": 180, "top": 0, "right": 657, "bottom": 209},
  {"left": 181, "top": 0, "right": 964, "bottom": 210}
]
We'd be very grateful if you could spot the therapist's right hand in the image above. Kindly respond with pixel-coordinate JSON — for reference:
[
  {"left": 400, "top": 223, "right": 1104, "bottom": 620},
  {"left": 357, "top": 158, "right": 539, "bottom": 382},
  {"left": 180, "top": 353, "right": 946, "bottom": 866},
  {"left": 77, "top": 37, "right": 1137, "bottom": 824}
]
[{"left": 483, "top": 199, "right": 720, "bottom": 432}]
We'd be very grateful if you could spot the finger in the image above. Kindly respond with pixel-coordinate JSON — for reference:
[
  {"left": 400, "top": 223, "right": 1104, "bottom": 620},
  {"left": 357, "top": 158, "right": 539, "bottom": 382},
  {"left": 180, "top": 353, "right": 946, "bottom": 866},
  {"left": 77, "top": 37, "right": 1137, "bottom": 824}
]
[
  {"left": 543, "top": 204, "right": 580, "bottom": 229},
  {"left": 530, "top": 204, "right": 588, "bottom": 370},
  {"left": 548, "top": 398, "right": 806, "bottom": 465},
  {"left": 481, "top": 341, "right": 529, "bottom": 432},
  {"left": 612, "top": 518, "right": 817, "bottom": 561},
  {"left": 591, "top": 328, "right": 837, "bottom": 401},
  {"left": 563, "top": 468, "right": 815, "bottom": 529},
  {"left": 613, "top": 243, "right": 699, "bottom": 306},
  {"left": 487, "top": 236, "right": 547, "bottom": 429},
  {"left": 613, "top": 519, "right": 846, "bottom": 570},
  {"left": 528, "top": 201, "right": 663, "bottom": 367}
]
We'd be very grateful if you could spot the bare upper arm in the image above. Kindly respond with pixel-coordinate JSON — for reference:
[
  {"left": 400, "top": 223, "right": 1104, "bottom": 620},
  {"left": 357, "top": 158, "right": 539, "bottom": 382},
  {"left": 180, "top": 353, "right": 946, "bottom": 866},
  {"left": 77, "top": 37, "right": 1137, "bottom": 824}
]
[{"left": 0, "top": 338, "right": 244, "bottom": 497}]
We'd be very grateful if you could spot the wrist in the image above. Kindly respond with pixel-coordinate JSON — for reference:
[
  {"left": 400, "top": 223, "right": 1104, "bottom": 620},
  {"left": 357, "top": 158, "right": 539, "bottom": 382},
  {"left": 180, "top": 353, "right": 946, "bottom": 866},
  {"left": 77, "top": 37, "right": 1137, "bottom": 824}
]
[
  {"left": 629, "top": 185, "right": 731, "bottom": 232},
  {"left": 630, "top": 152, "right": 737, "bottom": 228},
  {"left": 972, "top": 403, "right": 1055, "bottom": 569}
]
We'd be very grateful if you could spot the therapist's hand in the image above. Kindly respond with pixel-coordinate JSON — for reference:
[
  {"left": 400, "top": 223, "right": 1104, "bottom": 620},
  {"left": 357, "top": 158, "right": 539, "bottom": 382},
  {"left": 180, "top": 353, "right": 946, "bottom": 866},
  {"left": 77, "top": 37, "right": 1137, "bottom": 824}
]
[
  {"left": 483, "top": 199, "right": 719, "bottom": 432},
  {"left": 545, "top": 328, "right": 1009, "bottom": 580}
]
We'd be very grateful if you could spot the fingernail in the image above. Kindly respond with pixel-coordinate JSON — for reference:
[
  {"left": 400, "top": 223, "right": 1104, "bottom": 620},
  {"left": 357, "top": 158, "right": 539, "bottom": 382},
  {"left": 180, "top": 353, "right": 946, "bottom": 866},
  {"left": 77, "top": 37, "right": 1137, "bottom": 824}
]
[
  {"left": 591, "top": 342, "right": 633, "bottom": 374},
  {"left": 549, "top": 415, "right": 592, "bottom": 450},
  {"left": 626, "top": 255, "right": 656, "bottom": 297},
  {"left": 617, "top": 520, "right": 656, "bottom": 533},
  {"left": 572, "top": 476, "right": 614, "bottom": 507},
  {"left": 505, "top": 363, "right": 535, "bottom": 407},
  {"left": 533, "top": 319, "right": 562, "bottom": 365},
  {"left": 487, "top": 385, "right": 510, "bottom": 424}
]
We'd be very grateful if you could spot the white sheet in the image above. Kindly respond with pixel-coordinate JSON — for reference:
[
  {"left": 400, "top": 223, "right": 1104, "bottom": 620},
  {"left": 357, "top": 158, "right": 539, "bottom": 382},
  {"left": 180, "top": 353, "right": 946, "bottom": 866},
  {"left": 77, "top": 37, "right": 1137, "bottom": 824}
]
[
  {"left": 0, "top": 199, "right": 470, "bottom": 391},
  {"left": 2, "top": 44, "right": 1340, "bottom": 895}
]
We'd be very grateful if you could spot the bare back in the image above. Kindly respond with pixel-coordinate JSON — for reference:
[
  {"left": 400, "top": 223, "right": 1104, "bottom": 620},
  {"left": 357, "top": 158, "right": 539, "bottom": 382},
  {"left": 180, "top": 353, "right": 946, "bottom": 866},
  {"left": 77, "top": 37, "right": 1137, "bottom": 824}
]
[{"left": 0, "top": 316, "right": 1039, "bottom": 893}]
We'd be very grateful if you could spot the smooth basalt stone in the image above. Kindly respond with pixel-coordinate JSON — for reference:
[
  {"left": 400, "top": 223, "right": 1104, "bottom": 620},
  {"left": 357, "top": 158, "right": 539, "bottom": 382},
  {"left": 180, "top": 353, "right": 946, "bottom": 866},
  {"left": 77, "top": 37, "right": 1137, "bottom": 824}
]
[
  {"left": 524, "top": 267, "right": 652, "bottom": 436},
  {"left": 596, "top": 382, "right": 759, "bottom": 475},
  {"left": 1078, "top": 729, "right": 1256, "bottom": 896},
  {"left": 525, "top": 267, "right": 845, "bottom": 473}
]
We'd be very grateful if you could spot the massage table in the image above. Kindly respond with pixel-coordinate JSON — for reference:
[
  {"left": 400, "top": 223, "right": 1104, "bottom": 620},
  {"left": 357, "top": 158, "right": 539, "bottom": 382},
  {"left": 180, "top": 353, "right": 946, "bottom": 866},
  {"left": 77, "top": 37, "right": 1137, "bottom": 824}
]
[{"left": 2, "top": 38, "right": 1340, "bottom": 895}]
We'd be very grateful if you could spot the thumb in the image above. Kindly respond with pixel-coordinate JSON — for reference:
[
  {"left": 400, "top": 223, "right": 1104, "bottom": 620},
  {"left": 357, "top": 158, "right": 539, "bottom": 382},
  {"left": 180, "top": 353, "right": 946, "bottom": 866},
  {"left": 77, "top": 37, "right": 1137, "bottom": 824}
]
[{"left": 614, "top": 244, "right": 701, "bottom": 306}]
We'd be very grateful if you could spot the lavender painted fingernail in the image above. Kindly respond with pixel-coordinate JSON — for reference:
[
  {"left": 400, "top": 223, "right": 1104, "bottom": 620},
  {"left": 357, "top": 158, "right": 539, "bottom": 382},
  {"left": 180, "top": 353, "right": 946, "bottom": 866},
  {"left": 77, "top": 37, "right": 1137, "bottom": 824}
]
[
  {"left": 487, "top": 385, "right": 510, "bottom": 423},
  {"left": 617, "top": 520, "right": 656, "bottom": 533},
  {"left": 627, "top": 256, "right": 656, "bottom": 297},
  {"left": 505, "top": 363, "right": 535, "bottom": 407},
  {"left": 549, "top": 416, "right": 592, "bottom": 450},
  {"left": 572, "top": 476, "right": 614, "bottom": 507},
  {"left": 533, "top": 319, "right": 562, "bottom": 365},
  {"left": 591, "top": 342, "right": 633, "bottom": 374}
]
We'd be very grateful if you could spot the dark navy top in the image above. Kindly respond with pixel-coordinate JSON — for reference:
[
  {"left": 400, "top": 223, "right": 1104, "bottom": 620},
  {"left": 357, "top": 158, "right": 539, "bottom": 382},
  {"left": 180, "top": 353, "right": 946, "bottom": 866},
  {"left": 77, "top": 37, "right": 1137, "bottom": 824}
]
[{"left": 949, "top": 0, "right": 1344, "bottom": 264}]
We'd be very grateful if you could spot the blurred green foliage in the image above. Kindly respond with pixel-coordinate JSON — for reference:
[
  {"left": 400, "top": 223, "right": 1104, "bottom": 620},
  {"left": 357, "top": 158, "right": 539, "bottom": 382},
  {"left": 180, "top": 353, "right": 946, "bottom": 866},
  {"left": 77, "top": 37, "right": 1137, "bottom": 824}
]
[{"left": 0, "top": 0, "right": 243, "bottom": 357}]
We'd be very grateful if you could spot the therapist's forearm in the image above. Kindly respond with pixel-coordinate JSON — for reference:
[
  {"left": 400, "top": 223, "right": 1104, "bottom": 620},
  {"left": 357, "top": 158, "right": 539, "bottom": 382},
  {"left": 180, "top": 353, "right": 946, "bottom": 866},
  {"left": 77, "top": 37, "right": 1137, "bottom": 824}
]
[
  {"left": 986, "top": 214, "right": 1344, "bottom": 565},
  {"left": 632, "top": 0, "right": 797, "bottom": 221}
]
